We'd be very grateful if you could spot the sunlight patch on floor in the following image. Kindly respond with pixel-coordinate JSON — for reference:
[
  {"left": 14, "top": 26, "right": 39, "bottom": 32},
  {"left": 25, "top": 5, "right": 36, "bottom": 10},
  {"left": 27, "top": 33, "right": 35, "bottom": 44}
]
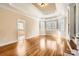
[
  {"left": 40, "top": 37, "right": 46, "bottom": 51},
  {"left": 16, "top": 36, "right": 26, "bottom": 56}
]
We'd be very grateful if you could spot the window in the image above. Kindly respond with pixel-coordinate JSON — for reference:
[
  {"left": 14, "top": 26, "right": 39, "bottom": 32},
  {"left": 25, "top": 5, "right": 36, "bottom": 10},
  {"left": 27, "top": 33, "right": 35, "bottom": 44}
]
[
  {"left": 39, "top": 18, "right": 65, "bottom": 35},
  {"left": 58, "top": 19, "right": 65, "bottom": 35},
  {"left": 17, "top": 22, "right": 24, "bottom": 30},
  {"left": 17, "top": 20, "right": 25, "bottom": 30},
  {"left": 17, "top": 19, "right": 25, "bottom": 40},
  {"left": 39, "top": 21, "right": 46, "bottom": 35},
  {"left": 46, "top": 20, "right": 57, "bottom": 32}
]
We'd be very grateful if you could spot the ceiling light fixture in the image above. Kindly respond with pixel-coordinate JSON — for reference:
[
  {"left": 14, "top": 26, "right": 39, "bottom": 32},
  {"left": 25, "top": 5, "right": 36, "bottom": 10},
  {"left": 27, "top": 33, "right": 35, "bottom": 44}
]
[{"left": 38, "top": 3, "right": 48, "bottom": 7}]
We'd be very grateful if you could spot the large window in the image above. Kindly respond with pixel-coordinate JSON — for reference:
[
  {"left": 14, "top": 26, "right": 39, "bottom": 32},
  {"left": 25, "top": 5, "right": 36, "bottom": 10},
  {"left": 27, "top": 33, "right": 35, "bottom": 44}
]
[{"left": 39, "top": 18, "right": 65, "bottom": 35}]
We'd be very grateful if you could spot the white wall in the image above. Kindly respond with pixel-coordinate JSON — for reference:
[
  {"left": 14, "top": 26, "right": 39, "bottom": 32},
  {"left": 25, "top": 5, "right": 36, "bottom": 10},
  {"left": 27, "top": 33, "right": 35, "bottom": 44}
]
[
  {"left": 0, "top": 7, "right": 39, "bottom": 46},
  {"left": 76, "top": 4, "right": 79, "bottom": 37},
  {"left": 25, "top": 18, "right": 39, "bottom": 38},
  {"left": 69, "top": 5, "right": 75, "bottom": 38}
]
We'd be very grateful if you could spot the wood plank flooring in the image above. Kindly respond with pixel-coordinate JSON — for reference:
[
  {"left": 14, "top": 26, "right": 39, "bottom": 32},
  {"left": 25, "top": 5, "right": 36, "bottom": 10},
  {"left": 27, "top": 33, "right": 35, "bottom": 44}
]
[{"left": 0, "top": 35, "right": 77, "bottom": 56}]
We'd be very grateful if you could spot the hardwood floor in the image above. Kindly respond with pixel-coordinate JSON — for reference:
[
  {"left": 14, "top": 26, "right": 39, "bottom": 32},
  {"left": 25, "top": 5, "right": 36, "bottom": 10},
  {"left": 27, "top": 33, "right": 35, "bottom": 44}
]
[{"left": 0, "top": 35, "right": 77, "bottom": 56}]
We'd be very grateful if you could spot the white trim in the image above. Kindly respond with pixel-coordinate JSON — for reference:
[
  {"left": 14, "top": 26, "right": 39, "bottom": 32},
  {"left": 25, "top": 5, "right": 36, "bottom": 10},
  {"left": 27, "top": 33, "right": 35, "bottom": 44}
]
[
  {"left": 9, "top": 3, "right": 65, "bottom": 18},
  {"left": 26, "top": 34, "right": 39, "bottom": 39},
  {"left": 0, "top": 3, "right": 67, "bottom": 19},
  {"left": 0, "top": 35, "right": 39, "bottom": 46},
  {"left": 0, "top": 40, "right": 17, "bottom": 47},
  {"left": 0, "top": 4, "right": 37, "bottom": 19},
  {"left": 0, "top": 35, "right": 39, "bottom": 47}
]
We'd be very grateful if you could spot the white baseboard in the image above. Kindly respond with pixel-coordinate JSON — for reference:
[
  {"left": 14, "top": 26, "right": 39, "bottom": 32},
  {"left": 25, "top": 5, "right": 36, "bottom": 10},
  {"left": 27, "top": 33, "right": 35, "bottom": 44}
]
[
  {"left": 0, "top": 40, "right": 17, "bottom": 47},
  {"left": 0, "top": 34, "right": 39, "bottom": 47},
  {"left": 26, "top": 34, "right": 39, "bottom": 40}
]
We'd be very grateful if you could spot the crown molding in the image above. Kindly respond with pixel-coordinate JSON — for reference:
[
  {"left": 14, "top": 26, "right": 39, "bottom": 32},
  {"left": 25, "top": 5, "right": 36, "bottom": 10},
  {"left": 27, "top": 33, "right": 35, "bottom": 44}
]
[
  {"left": 0, "top": 3, "right": 68, "bottom": 19},
  {"left": 0, "top": 4, "right": 38, "bottom": 19}
]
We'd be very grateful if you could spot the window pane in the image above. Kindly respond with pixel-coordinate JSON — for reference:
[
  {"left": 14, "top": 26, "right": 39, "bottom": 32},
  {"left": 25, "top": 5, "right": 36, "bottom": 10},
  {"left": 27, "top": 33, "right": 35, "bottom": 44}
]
[
  {"left": 58, "top": 19, "right": 65, "bottom": 35},
  {"left": 46, "top": 20, "right": 57, "bottom": 32},
  {"left": 39, "top": 21, "right": 45, "bottom": 34},
  {"left": 17, "top": 22, "right": 24, "bottom": 30}
]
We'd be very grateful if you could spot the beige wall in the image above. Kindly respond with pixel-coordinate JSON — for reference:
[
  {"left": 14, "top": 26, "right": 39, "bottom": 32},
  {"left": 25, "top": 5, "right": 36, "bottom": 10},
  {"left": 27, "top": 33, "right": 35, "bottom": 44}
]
[{"left": 0, "top": 7, "right": 39, "bottom": 46}]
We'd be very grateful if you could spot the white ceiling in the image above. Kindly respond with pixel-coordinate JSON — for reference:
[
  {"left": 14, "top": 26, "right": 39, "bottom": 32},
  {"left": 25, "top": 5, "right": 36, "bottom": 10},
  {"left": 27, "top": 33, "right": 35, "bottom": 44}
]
[
  {"left": 0, "top": 3, "right": 72, "bottom": 18},
  {"left": 33, "top": 3, "right": 56, "bottom": 15}
]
